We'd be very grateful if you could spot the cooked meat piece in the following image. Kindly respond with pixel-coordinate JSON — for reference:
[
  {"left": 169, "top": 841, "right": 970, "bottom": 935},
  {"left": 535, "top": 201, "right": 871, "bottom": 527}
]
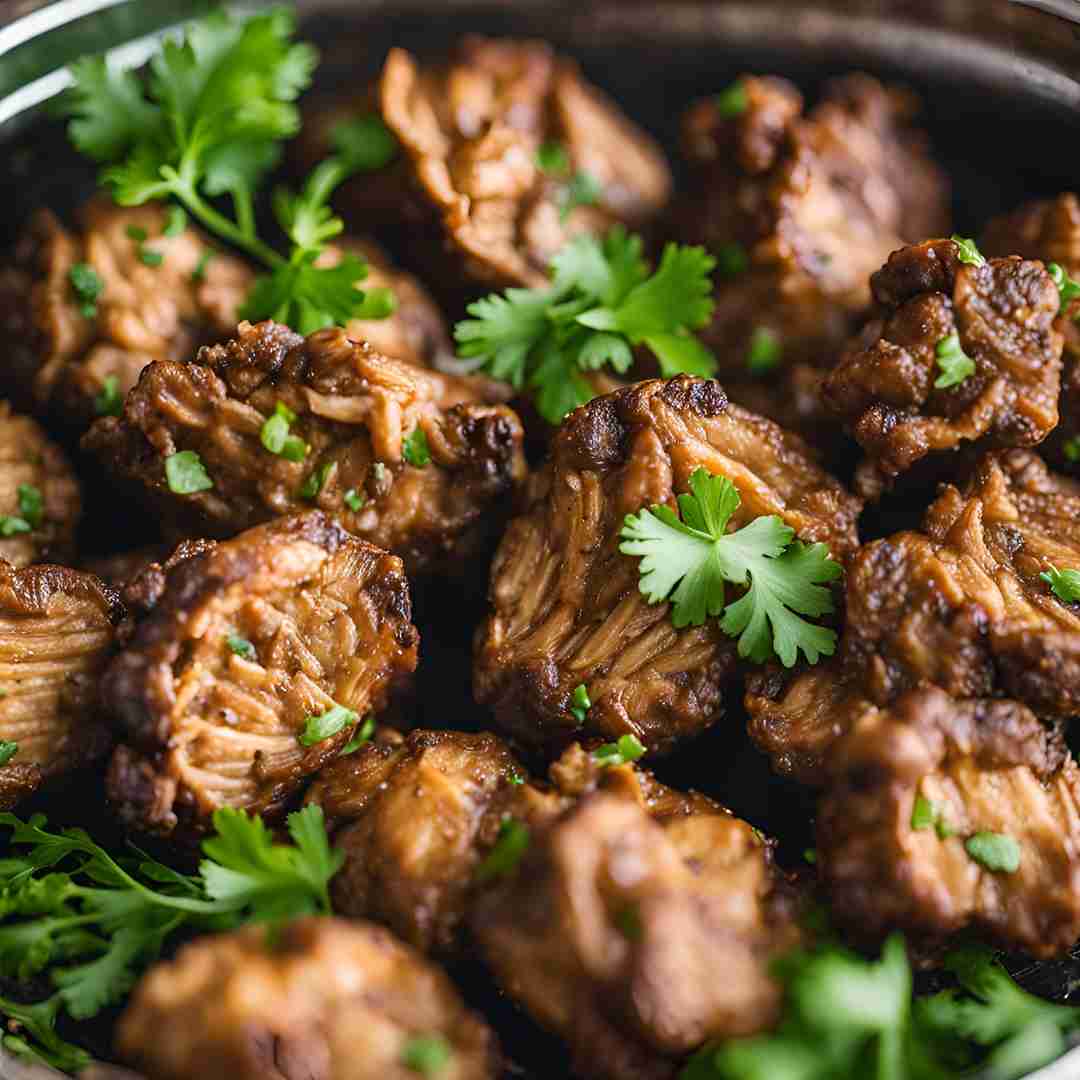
[
  {"left": 102, "top": 511, "right": 419, "bottom": 839},
  {"left": 676, "top": 73, "right": 949, "bottom": 438},
  {"left": 84, "top": 320, "right": 527, "bottom": 575},
  {"left": 116, "top": 916, "right": 498, "bottom": 1080},
  {"left": 0, "top": 402, "right": 80, "bottom": 568},
  {"left": 306, "top": 733, "right": 714, "bottom": 954},
  {"left": 348, "top": 37, "right": 671, "bottom": 294},
  {"left": 817, "top": 686, "right": 1080, "bottom": 957},
  {"left": 81, "top": 545, "right": 172, "bottom": 591},
  {"left": 748, "top": 449, "right": 1080, "bottom": 782},
  {"left": 0, "top": 199, "right": 251, "bottom": 430},
  {"left": 474, "top": 376, "right": 860, "bottom": 755},
  {"left": 821, "top": 238, "right": 1064, "bottom": 498},
  {"left": 0, "top": 561, "right": 123, "bottom": 809},
  {"left": 982, "top": 192, "right": 1080, "bottom": 472},
  {"left": 472, "top": 790, "right": 802, "bottom": 1080}
]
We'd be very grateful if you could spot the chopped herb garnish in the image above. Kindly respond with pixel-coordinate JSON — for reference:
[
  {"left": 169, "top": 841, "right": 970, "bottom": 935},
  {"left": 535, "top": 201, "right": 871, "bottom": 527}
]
[
  {"left": 1041, "top": 565, "right": 1080, "bottom": 604},
  {"left": 803, "top": 848, "right": 817, "bottom": 865},
  {"left": 951, "top": 234, "right": 986, "bottom": 267},
  {"left": 934, "top": 332, "right": 975, "bottom": 389},
  {"left": 0, "top": 516, "right": 31, "bottom": 537},
  {"left": 593, "top": 733, "right": 646, "bottom": 767},
  {"left": 330, "top": 114, "right": 398, "bottom": 172},
  {"left": 620, "top": 466, "right": 841, "bottom": 667},
  {"left": 570, "top": 683, "right": 591, "bottom": 725},
  {"left": 162, "top": 204, "right": 187, "bottom": 236},
  {"left": 138, "top": 246, "right": 164, "bottom": 267},
  {"left": 124, "top": 224, "right": 148, "bottom": 244},
  {"left": 911, "top": 793, "right": 955, "bottom": 839},
  {"left": 191, "top": 250, "right": 214, "bottom": 283},
  {"left": 338, "top": 715, "right": 376, "bottom": 756},
  {"left": 715, "top": 243, "right": 749, "bottom": 278},
  {"left": 0, "top": 741, "right": 17, "bottom": 766},
  {"left": 94, "top": 374, "right": 123, "bottom": 416},
  {"left": 536, "top": 140, "right": 570, "bottom": 175},
  {"left": 401, "top": 1033, "right": 452, "bottom": 1076},
  {"left": 1048, "top": 262, "right": 1080, "bottom": 317},
  {"left": 164, "top": 450, "right": 213, "bottom": 494},
  {"left": 965, "top": 832, "right": 1021, "bottom": 874},
  {"left": 68, "top": 262, "right": 103, "bottom": 317},
  {"left": 1064, "top": 436, "right": 1080, "bottom": 463},
  {"left": 558, "top": 170, "right": 602, "bottom": 221},
  {"left": 300, "top": 703, "right": 360, "bottom": 747},
  {"left": 746, "top": 326, "right": 782, "bottom": 374},
  {"left": 343, "top": 488, "right": 366, "bottom": 512},
  {"left": 403, "top": 427, "right": 431, "bottom": 468},
  {"left": 17, "top": 484, "right": 43, "bottom": 529},
  {"left": 261, "top": 401, "right": 307, "bottom": 462},
  {"left": 299, "top": 461, "right": 333, "bottom": 499},
  {"left": 508, "top": 769, "right": 525, "bottom": 786},
  {"left": 226, "top": 634, "right": 255, "bottom": 660},
  {"left": 715, "top": 80, "right": 749, "bottom": 117},
  {"left": 475, "top": 819, "right": 530, "bottom": 883}
]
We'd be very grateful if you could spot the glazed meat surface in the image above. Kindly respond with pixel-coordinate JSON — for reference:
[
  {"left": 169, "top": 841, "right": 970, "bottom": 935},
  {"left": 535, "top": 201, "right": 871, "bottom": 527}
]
[
  {"left": 677, "top": 73, "right": 949, "bottom": 438},
  {"left": 0, "top": 402, "right": 81, "bottom": 568},
  {"left": 354, "top": 36, "right": 671, "bottom": 293},
  {"left": 472, "top": 790, "right": 802, "bottom": 1080},
  {"left": 817, "top": 687, "right": 1080, "bottom": 958},
  {"left": 102, "top": 511, "right": 419, "bottom": 838},
  {"left": 474, "top": 376, "right": 860, "bottom": 754},
  {"left": 822, "top": 238, "right": 1064, "bottom": 498},
  {"left": 0, "top": 561, "right": 123, "bottom": 809},
  {"left": 116, "top": 917, "right": 498, "bottom": 1080},
  {"left": 749, "top": 450, "right": 1080, "bottom": 782},
  {"left": 84, "top": 320, "right": 527, "bottom": 575},
  {"left": 982, "top": 192, "right": 1080, "bottom": 473},
  {"left": 0, "top": 199, "right": 251, "bottom": 430}
]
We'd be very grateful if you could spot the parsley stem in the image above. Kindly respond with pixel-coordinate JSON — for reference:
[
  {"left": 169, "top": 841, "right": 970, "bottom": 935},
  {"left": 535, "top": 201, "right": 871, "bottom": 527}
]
[{"left": 233, "top": 186, "right": 256, "bottom": 243}]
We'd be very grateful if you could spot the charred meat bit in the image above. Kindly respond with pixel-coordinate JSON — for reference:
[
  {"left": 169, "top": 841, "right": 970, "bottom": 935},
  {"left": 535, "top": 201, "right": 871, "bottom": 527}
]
[
  {"left": 0, "top": 401, "right": 80, "bottom": 568},
  {"left": 821, "top": 238, "right": 1064, "bottom": 498},
  {"left": 474, "top": 376, "right": 860, "bottom": 755},
  {"left": 0, "top": 561, "right": 124, "bottom": 809},
  {"left": 677, "top": 73, "right": 949, "bottom": 439},
  {"left": 817, "top": 687, "right": 1080, "bottom": 958},
  {"left": 102, "top": 511, "right": 419, "bottom": 839},
  {"left": 472, "top": 790, "right": 803, "bottom": 1080},
  {"left": 83, "top": 320, "right": 527, "bottom": 575},
  {"left": 116, "top": 916, "right": 498, "bottom": 1080}
]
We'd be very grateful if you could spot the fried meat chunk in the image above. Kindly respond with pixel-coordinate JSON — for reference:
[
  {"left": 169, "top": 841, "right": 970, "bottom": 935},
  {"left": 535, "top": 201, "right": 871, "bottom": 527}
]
[
  {"left": 677, "top": 74, "right": 949, "bottom": 438},
  {"left": 472, "top": 790, "right": 802, "bottom": 1080},
  {"left": 355, "top": 36, "right": 671, "bottom": 292},
  {"left": 84, "top": 320, "right": 527, "bottom": 575},
  {"left": 474, "top": 376, "right": 860, "bottom": 754},
  {"left": 0, "top": 402, "right": 81, "bottom": 568},
  {"left": 102, "top": 512, "right": 419, "bottom": 838},
  {"left": 817, "top": 687, "right": 1080, "bottom": 958},
  {"left": 821, "top": 238, "right": 1064, "bottom": 497},
  {"left": 116, "top": 917, "right": 497, "bottom": 1080},
  {"left": 0, "top": 199, "right": 251, "bottom": 430},
  {"left": 0, "top": 561, "right": 123, "bottom": 809}
]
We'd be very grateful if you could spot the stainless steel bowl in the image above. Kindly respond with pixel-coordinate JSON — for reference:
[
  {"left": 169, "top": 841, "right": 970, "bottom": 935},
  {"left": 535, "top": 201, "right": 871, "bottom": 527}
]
[{"left": 2, "top": 2, "right": 1080, "bottom": 1077}]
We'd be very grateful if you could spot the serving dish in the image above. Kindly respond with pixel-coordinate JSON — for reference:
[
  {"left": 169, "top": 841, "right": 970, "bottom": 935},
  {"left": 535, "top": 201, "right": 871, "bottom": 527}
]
[{"left": 3, "top": 1, "right": 1080, "bottom": 1077}]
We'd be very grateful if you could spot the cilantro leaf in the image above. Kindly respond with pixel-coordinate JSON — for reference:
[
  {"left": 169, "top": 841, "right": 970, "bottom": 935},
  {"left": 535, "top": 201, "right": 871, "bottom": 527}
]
[
  {"left": 715, "top": 80, "right": 749, "bottom": 118},
  {"left": 339, "top": 715, "right": 376, "bottom": 756},
  {"left": 1040, "top": 565, "right": 1080, "bottom": 603},
  {"left": 619, "top": 467, "right": 841, "bottom": 666},
  {"left": 951, "top": 235, "right": 986, "bottom": 267},
  {"left": 299, "top": 703, "right": 358, "bottom": 747},
  {"left": 331, "top": 114, "right": 398, "bottom": 172},
  {"left": 164, "top": 449, "right": 212, "bottom": 494},
  {"left": 965, "top": 833, "right": 1021, "bottom": 874},
  {"left": 68, "top": 262, "right": 103, "bottom": 317},
  {"left": 934, "top": 333, "right": 976, "bottom": 389},
  {"left": 1048, "top": 263, "right": 1080, "bottom": 317},
  {"left": 0, "top": 741, "right": 16, "bottom": 766},
  {"left": 401, "top": 1033, "right": 453, "bottom": 1075},
  {"left": 570, "top": 684, "right": 591, "bottom": 725},
  {"left": 911, "top": 794, "right": 955, "bottom": 839},
  {"left": 403, "top": 427, "right": 431, "bottom": 468},
  {"left": 593, "top": 733, "right": 646, "bottom": 766}
]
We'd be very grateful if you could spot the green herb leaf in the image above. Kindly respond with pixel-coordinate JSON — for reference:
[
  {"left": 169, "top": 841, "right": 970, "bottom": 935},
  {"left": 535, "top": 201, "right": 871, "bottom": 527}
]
[
  {"left": 124, "top": 224, "right": 148, "bottom": 243},
  {"left": 715, "top": 80, "right": 749, "bottom": 118},
  {"left": 338, "top": 715, "right": 375, "bottom": 756},
  {"left": 164, "top": 450, "right": 213, "bottom": 494},
  {"left": 331, "top": 114, "right": 397, "bottom": 172},
  {"left": 1041, "top": 565, "right": 1080, "bottom": 604},
  {"left": 94, "top": 374, "right": 123, "bottom": 417},
  {"left": 16, "top": 485, "right": 43, "bottom": 529},
  {"left": 934, "top": 332, "right": 976, "bottom": 389},
  {"left": 68, "top": 262, "right": 103, "bottom": 317},
  {"left": 300, "top": 703, "right": 359, "bottom": 747},
  {"left": 747, "top": 326, "right": 782, "bottom": 375},
  {"left": 0, "top": 516, "right": 31, "bottom": 537},
  {"left": 138, "top": 246, "right": 164, "bottom": 267},
  {"left": 226, "top": 634, "right": 255, "bottom": 660},
  {"left": 911, "top": 794, "right": 954, "bottom": 839},
  {"left": 343, "top": 488, "right": 366, "bottom": 512},
  {"left": 401, "top": 1033, "right": 452, "bottom": 1076},
  {"left": 260, "top": 401, "right": 307, "bottom": 462},
  {"left": 403, "top": 427, "right": 431, "bottom": 468},
  {"left": 570, "top": 683, "right": 591, "bottom": 725},
  {"left": 162, "top": 204, "right": 187, "bottom": 236},
  {"left": 558, "top": 170, "right": 603, "bottom": 221},
  {"left": 593, "top": 733, "right": 646, "bottom": 767},
  {"left": 535, "top": 140, "right": 570, "bottom": 175},
  {"left": 965, "top": 832, "right": 1021, "bottom": 874},
  {"left": 0, "top": 742, "right": 17, "bottom": 766},
  {"left": 475, "top": 819, "right": 530, "bottom": 883},
  {"left": 299, "top": 461, "right": 333, "bottom": 499},
  {"left": 1048, "top": 262, "right": 1080, "bottom": 317},
  {"left": 951, "top": 235, "right": 986, "bottom": 267},
  {"left": 1063, "top": 436, "right": 1080, "bottom": 463}
]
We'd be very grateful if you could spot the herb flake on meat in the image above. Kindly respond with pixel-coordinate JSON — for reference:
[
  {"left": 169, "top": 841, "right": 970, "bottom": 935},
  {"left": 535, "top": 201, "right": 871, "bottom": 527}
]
[
  {"left": 593, "top": 733, "right": 646, "bottom": 766},
  {"left": 1041, "top": 565, "right": 1080, "bottom": 603},
  {"left": 951, "top": 234, "right": 986, "bottom": 267},
  {"left": 164, "top": 449, "right": 213, "bottom": 494},
  {"left": 934, "top": 332, "right": 976, "bottom": 389},
  {"left": 300, "top": 703, "right": 360, "bottom": 747},
  {"left": 965, "top": 832, "right": 1022, "bottom": 874},
  {"left": 475, "top": 819, "right": 530, "bottom": 883}
]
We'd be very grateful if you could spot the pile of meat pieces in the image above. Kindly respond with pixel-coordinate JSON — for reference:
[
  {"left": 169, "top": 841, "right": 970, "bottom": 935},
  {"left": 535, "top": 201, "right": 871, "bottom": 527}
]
[{"left": 4, "top": 33, "right": 1080, "bottom": 1080}]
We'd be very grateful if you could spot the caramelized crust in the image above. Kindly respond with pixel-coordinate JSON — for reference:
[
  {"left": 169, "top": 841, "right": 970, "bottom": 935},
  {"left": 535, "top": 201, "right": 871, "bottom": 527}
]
[
  {"left": 0, "top": 561, "right": 123, "bottom": 808},
  {"left": 117, "top": 917, "right": 498, "bottom": 1080},
  {"left": 84, "top": 320, "right": 527, "bottom": 575},
  {"left": 475, "top": 376, "right": 860, "bottom": 754},
  {"left": 102, "top": 512, "right": 419, "bottom": 838}
]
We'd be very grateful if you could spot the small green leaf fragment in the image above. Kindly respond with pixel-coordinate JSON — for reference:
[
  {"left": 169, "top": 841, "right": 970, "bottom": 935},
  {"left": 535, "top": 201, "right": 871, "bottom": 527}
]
[
  {"left": 0, "top": 741, "right": 17, "bottom": 766},
  {"left": 476, "top": 819, "right": 530, "bottom": 883},
  {"left": 299, "top": 461, "right": 333, "bottom": 500},
  {"left": 331, "top": 114, "right": 398, "bottom": 172},
  {"left": 17, "top": 485, "right": 43, "bottom": 529},
  {"left": 403, "top": 427, "right": 431, "bottom": 468},
  {"left": 570, "top": 683, "right": 591, "bottom": 725},
  {"left": 951, "top": 234, "right": 986, "bottom": 267},
  {"left": 0, "top": 516, "right": 31, "bottom": 537},
  {"left": 162, "top": 205, "right": 187, "bottom": 236},
  {"left": 138, "top": 247, "right": 163, "bottom": 267},
  {"left": 68, "top": 262, "right": 103, "bottom": 317},
  {"left": 226, "top": 635, "right": 255, "bottom": 660},
  {"left": 535, "top": 140, "right": 570, "bottom": 175},
  {"left": 401, "top": 1033, "right": 452, "bottom": 1076},
  {"left": 593, "top": 733, "right": 646, "bottom": 767},
  {"left": 1041, "top": 565, "right": 1080, "bottom": 604},
  {"left": 343, "top": 488, "right": 366, "bottom": 512},
  {"left": 934, "top": 333, "right": 976, "bottom": 389},
  {"left": 338, "top": 715, "right": 376, "bottom": 756},
  {"left": 124, "top": 224, "right": 148, "bottom": 244},
  {"left": 747, "top": 326, "right": 782, "bottom": 374},
  {"left": 94, "top": 374, "right": 123, "bottom": 417},
  {"left": 300, "top": 703, "right": 359, "bottom": 747},
  {"left": 164, "top": 450, "right": 213, "bottom": 494},
  {"left": 559, "top": 170, "right": 603, "bottom": 221},
  {"left": 965, "top": 832, "right": 1021, "bottom": 874},
  {"left": 1063, "top": 436, "right": 1080, "bottom": 463},
  {"left": 715, "top": 80, "right": 749, "bottom": 117}
]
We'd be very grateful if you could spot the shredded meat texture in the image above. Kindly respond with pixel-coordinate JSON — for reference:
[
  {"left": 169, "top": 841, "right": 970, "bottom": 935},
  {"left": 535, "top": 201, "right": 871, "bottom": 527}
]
[
  {"left": 0, "top": 561, "right": 124, "bottom": 809},
  {"left": 83, "top": 320, "right": 527, "bottom": 575},
  {"left": 102, "top": 512, "right": 419, "bottom": 839},
  {"left": 0, "top": 402, "right": 81, "bottom": 568},
  {"left": 0, "top": 199, "right": 252, "bottom": 430},
  {"left": 116, "top": 917, "right": 498, "bottom": 1080},
  {"left": 816, "top": 687, "right": 1080, "bottom": 958},
  {"left": 474, "top": 376, "right": 860, "bottom": 755},
  {"left": 822, "top": 238, "right": 1064, "bottom": 498},
  {"left": 81, "top": 545, "right": 172, "bottom": 591},
  {"left": 360, "top": 36, "right": 671, "bottom": 293},
  {"left": 982, "top": 192, "right": 1080, "bottom": 473},
  {"left": 676, "top": 73, "right": 949, "bottom": 439},
  {"left": 472, "top": 790, "right": 802, "bottom": 1080}
]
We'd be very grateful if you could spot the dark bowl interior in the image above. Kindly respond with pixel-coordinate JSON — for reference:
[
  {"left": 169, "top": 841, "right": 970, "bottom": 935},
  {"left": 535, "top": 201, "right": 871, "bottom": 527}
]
[{"left": 4, "top": 1, "right": 1080, "bottom": 1076}]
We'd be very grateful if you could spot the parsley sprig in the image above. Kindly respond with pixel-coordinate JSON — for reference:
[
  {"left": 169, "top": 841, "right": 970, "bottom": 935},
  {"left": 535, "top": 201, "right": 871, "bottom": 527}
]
[
  {"left": 619, "top": 467, "right": 841, "bottom": 667},
  {"left": 454, "top": 226, "right": 717, "bottom": 423},
  {"left": 0, "top": 805, "right": 340, "bottom": 1070},
  {"left": 61, "top": 9, "right": 393, "bottom": 335}
]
